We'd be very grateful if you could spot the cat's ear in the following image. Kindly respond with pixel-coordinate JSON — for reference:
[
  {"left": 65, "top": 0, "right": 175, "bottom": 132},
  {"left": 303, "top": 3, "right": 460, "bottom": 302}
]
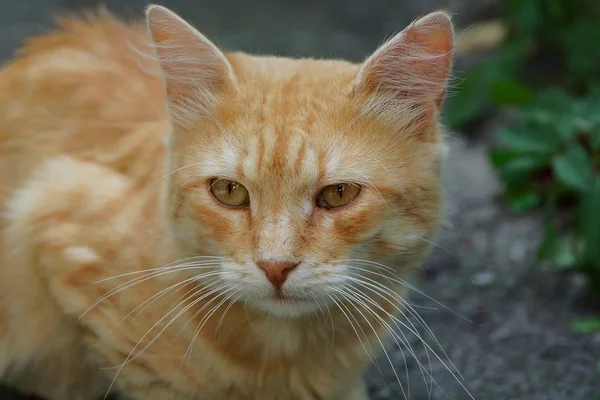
[
  {"left": 354, "top": 11, "right": 454, "bottom": 133},
  {"left": 146, "top": 5, "right": 234, "bottom": 124}
]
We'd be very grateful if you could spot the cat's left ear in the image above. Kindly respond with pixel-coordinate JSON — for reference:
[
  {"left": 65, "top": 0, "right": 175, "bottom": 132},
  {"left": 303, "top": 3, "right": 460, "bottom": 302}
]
[
  {"left": 146, "top": 5, "right": 235, "bottom": 124},
  {"left": 354, "top": 11, "right": 454, "bottom": 131}
]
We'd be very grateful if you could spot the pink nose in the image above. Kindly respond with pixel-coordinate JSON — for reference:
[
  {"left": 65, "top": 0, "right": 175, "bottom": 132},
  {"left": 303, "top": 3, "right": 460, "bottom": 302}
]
[{"left": 256, "top": 261, "right": 298, "bottom": 290}]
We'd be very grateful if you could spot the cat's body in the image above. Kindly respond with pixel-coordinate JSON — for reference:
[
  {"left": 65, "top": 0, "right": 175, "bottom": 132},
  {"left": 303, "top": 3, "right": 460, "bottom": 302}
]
[{"left": 0, "top": 6, "right": 453, "bottom": 400}]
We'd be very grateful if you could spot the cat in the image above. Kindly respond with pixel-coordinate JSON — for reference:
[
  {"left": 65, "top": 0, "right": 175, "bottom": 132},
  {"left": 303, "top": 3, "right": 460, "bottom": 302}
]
[{"left": 0, "top": 4, "right": 454, "bottom": 400}]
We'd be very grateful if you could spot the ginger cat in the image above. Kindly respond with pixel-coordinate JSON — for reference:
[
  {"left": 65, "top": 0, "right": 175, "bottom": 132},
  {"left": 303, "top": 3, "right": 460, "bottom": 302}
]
[{"left": 0, "top": 5, "right": 454, "bottom": 400}]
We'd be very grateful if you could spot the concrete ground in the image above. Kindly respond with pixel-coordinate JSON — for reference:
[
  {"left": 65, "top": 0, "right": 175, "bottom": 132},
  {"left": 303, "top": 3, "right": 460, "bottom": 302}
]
[{"left": 1, "top": 1, "right": 599, "bottom": 399}]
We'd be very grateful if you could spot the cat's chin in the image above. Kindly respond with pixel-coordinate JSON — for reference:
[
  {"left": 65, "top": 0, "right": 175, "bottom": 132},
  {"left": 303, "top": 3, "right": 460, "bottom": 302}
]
[{"left": 249, "top": 297, "right": 321, "bottom": 318}]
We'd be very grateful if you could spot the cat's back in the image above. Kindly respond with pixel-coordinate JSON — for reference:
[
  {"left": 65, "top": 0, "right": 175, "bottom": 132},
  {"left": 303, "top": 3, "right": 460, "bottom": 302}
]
[{"left": 0, "top": 10, "right": 168, "bottom": 202}]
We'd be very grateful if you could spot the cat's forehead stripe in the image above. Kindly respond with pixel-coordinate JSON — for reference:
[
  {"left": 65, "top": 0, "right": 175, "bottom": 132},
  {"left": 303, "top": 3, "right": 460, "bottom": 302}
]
[
  {"left": 196, "top": 133, "right": 376, "bottom": 189},
  {"left": 235, "top": 131, "right": 321, "bottom": 184},
  {"left": 286, "top": 135, "right": 303, "bottom": 173}
]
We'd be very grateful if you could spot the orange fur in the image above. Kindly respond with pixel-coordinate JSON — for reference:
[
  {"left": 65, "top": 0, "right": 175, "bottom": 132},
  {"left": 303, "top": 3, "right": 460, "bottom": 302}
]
[{"left": 0, "top": 6, "right": 453, "bottom": 400}]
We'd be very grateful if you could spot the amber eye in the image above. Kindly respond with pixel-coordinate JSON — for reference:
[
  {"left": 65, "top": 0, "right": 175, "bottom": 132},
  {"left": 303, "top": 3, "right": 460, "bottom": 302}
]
[
  {"left": 317, "top": 183, "right": 361, "bottom": 209},
  {"left": 210, "top": 179, "right": 250, "bottom": 207}
]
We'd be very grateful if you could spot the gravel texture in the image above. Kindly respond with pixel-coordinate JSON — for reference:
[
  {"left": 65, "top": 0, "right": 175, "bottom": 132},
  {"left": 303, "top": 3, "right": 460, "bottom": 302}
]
[{"left": 1, "top": 1, "right": 599, "bottom": 399}]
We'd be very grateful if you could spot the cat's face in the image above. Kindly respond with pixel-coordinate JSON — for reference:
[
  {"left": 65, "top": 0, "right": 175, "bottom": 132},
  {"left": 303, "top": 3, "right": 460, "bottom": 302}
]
[{"left": 147, "top": 6, "right": 453, "bottom": 317}]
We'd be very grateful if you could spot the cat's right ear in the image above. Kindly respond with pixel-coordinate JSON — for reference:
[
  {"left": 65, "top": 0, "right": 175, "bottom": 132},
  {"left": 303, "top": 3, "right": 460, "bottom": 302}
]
[
  {"left": 146, "top": 5, "right": 235, "bottom": 122},
  {"left": 353, "top": 11, "right": 453, "bottom": 137}
]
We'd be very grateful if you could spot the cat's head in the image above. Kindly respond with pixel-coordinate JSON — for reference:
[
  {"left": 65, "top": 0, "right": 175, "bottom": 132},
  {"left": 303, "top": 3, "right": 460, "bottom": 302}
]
[{"left": 146, "top": 5, "right": 453, "bottom": 317}]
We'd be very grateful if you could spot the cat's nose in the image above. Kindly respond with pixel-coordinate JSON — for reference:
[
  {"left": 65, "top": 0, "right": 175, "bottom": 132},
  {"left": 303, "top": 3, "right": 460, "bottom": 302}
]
[{"left": 256, "top": 261, "right": 298, "bottom": 290}]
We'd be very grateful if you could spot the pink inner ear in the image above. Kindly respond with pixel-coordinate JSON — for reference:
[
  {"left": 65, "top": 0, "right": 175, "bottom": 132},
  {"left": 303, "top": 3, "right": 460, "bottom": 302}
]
[
  {"left": 405, "top": 13, "right": 454, "bottom": 55},
  {"left": 357, "top": 11, "right": 454, "bottom": 107},
  {"left": 146, "top": 6, "right": 233, "bottom": 102}
]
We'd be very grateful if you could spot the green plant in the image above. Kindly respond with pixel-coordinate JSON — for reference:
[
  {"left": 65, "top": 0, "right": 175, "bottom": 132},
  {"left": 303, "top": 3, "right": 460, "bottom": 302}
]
[
  {"left": 445, "top": 0, "right": 600, "bottom": 129},
  {"left": 571, "top": 317, "right": 600, "bottom": 334},
  {"left": 491, "top": 89, "right": 600, "bottom": 289},
  {"left": 444, "top": 0, "right": 600, "bottom": 290},
  {"left": 448, "top": 0, "right": 600, "bottom": 388},
  {"left": 492, "top": 91, "right": 600, "bottom": 393}
]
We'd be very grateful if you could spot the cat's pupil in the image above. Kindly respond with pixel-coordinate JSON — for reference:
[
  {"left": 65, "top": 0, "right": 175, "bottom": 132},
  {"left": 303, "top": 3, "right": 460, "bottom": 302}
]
[
  {"left": 337, "top": 184, "right": 344, "bottom": 198},
  {"left": 228, "top": 181, "right": 234, "bottom": 195}
]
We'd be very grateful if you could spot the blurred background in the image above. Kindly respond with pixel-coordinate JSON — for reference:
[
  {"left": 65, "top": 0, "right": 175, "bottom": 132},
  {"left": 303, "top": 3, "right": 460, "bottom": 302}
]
[{"left": 1, "top": 0, "right": 600, "bottom": 399}]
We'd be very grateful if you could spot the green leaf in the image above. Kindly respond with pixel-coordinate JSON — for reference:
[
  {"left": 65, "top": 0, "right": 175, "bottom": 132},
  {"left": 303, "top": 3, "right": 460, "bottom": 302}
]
[
  {"left": 553, "top": 243, "right": 577, "bottom": 269},
  {"left": 505, "top": 190, "right": 541, "bottom": 212},
  {"left": 490, "top": 79, "right": 534, "bottom": 106},
  {"left": 498, "top": 156, "right": 549, "bottom": 188},
  {"left": 443, "top": 41, "right": 529, "bottom": 129},
  {"left": 502, "top": 157, "right": 548, "bottom": 175},
  {"left": 591, "top": 127, "right": 600, "bottom": 150},
  {"left": 443, "top": 66, "right": 492, "bottom": 129},
  {"left": 528, "top": 88, "right": 574, "bottom": 112},
  {"left": 561, "top": 20, "right": 600, "bottom": 84},
  {"left": 552, "top": 144, "right": 593, "bottom": 191},
  {"left": 490, "top": 149, "right": 519, "bottom": 167},
  {"left": 571, "top": 317, "right": 600, "bottom": 334},
  {"left": 503, "top": 0, "right": 544, "bottom": 36},
  {"left": 495, "top": 40, "right": 531, "bottom": 72},
  {"left": 538, "top": 224, "right": 577, "bottom": 269},
  {"left": 581, "top": 176, "right": 600, "bottom": 265},
  {"left": 497, "top": 126, "right": 558, "bottom": 154},
  {"left": 522, "top": 109, "right": 578, "bottom": 143}
]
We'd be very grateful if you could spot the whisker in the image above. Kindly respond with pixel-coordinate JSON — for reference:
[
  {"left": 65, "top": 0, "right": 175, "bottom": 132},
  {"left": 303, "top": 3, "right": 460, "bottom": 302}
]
[
  {"left": 405, "top": 304, "right": 438, "bottom": 310},
  {"left": 93, "top": 256, "right": 229, "bottom": 283},
  {"left": 337, "top": 259, "right": 396, "bottom": 273},
  {"left": 341, "top": 261, "right": 474, "bottom": 325},
  {"left": 307, "top": 293, "right": 325, "bottom": 324},
  {"left": 342, "top": 285, "right": 452, "bottom": 400},
  {"left": 128, "top": 278, "right": 203, "bottom": 322},
  {"left": 214, "top": 290, "right": 243, "bottom": 336},
  {"left": 327, "top": 294, "right": 389, "bottom": 386},
  {"left": 355, "top": 171, "right": 391, "bottom": 212},
  {"left": 169, "top": 283, "right": 234, "bottom": 341},
  {"left": 81, "top": 263, "right": 226, "bottom": 318},
  {"left": 342, "top": 270, "right": 464, "bottom": 382},
  {"left": 333, "top": 272, "right": 474, "bottom": 399},
  {"left": 411, "top": 235, "right": 460, "bottom": 261},
  {"left": 100, "top": 282, "right": 230, "bottom": 399},
  {"left": 321, "top": 297, "right": 336, "bottom": 347},
  {"left": 343, "top": 263, "right": 474, "bottom": 386},
  {"left": 340, "top": 280, "right": 430, "bottom": 395},
  {"left": 128, "top": 272, "right": 235, "bottom": 323},
  {"left": 183, "top": 287, "right": 240, "bottom": 364},
  {"left": 340, "top": 284, "right": 438, "bottom": 399},
  {"left": 332, "top": 288, "right": 408, "bottom": 400},
  {"left": 113, "top": 281, "right": 230, "bottom": 367},
  {"left": 158, "top": 161, "right": 205, "bottom": 181}
]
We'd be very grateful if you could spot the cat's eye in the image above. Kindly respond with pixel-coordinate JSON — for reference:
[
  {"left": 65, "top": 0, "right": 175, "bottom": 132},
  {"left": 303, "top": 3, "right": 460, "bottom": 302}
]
[
  {"left": 317, "top": 183, "right": 361, "bottom": 209},
  {"left": 209, "top": 179, "right": 250, "bottom": 207}
]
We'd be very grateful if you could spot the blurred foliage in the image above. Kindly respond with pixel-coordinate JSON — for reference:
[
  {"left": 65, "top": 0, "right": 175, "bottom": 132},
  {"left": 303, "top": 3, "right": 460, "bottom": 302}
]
[
  {"left": 572, "top": 317, "right": 600, "bottom": 334},
  {"left": 491, "top": 90, "right": 600, "bottom": 289},
  {"left": 445, "top": 0, "right": 600, "bottom": 128},
  {"left": 445, "top": 0, "right": 600, "bottom": 294}
]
